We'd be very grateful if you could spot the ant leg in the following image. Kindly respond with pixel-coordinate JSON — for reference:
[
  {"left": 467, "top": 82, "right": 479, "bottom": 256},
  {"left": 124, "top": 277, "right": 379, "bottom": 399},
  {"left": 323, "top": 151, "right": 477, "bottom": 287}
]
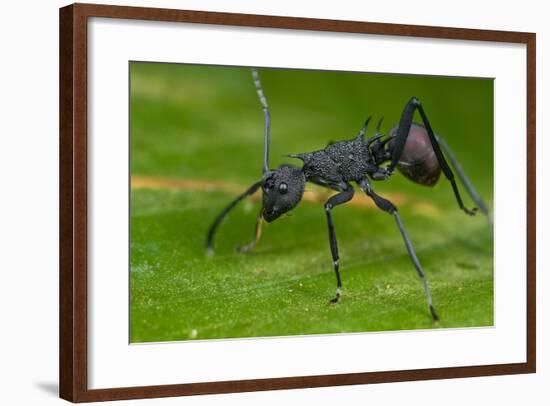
[
  {"left": 236, "top": 209, "right": 264, "bottom": 253},
  {"left": 205, "top": 180, "right": 262, "bottom": 255},
  {"left": 324, "top": 184, "right": 355, "bottom": 304},
  {"left": 388, "top": 97, "right": 477, "bottom": 216},
  {"left": 435, "top": 135, "right": 492, "bottom": 225},
  {"left": 359, "top": 178, "right": 439, "bottom": 321}
]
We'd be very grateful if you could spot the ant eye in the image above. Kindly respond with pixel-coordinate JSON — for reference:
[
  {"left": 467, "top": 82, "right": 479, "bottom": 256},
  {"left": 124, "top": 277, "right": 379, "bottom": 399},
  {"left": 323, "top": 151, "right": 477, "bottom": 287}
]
[{"left": 278, "top": 182, "right": 288, "bottom": 194}]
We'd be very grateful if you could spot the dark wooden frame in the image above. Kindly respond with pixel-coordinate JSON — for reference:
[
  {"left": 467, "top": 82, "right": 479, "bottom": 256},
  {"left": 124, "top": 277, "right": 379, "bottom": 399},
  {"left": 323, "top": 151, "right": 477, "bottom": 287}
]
[{"left": 59, "top": 2, "right": 536, "bottom": 402}]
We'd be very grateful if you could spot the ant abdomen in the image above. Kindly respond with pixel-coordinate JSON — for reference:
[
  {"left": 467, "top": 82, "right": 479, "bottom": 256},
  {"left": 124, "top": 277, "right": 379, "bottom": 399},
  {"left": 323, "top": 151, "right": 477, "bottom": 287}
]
[{"left": 388, "top": 123, "right": 441, "bottom": 186}]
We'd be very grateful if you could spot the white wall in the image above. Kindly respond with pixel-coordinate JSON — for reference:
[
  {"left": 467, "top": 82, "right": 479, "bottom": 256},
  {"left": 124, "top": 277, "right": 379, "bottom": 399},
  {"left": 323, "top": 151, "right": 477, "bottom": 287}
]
[{"left": 0, "top": 1, "right": 546, "bottom": 405}]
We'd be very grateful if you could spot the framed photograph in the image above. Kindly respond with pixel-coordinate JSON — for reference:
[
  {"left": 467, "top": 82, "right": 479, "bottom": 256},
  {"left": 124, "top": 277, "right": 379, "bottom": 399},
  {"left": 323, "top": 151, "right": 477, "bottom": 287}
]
[{"left": 59, "top": 3, "right": 536, "bottom": 402}]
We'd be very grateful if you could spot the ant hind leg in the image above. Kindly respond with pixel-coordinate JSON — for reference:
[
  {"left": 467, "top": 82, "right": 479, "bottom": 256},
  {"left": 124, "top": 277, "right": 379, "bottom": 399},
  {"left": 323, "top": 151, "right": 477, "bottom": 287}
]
[{"left": 388, "top": 97, "right": 477, "bottom": 216}]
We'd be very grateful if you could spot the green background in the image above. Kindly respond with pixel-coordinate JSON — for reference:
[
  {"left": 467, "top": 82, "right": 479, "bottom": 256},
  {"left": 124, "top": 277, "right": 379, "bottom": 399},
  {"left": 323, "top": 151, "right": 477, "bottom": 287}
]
[{"left": 130, "top": 62, "right": 494, "bottom": 343}]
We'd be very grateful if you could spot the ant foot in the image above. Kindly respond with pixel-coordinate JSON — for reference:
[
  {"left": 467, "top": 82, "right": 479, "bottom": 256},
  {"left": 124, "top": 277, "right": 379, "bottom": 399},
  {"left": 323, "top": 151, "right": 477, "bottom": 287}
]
[
  {"left": 235, "top": 243, "right": 254, "bottom": 254},
  {"left": 430, "top": 305, "right": 440, "bottom": 321},
  {"left": 464, "top": 207, "right": 478, "bottom": 216},
  {"left": 328, "top": 288, "right": 341, "bottom": 304}
]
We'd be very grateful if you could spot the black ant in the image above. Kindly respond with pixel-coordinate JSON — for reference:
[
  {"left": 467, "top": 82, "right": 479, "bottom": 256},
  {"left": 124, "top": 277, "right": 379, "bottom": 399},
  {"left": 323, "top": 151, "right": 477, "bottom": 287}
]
[{"left": 206, "top": 68, "right": 491, "bottom": 321}]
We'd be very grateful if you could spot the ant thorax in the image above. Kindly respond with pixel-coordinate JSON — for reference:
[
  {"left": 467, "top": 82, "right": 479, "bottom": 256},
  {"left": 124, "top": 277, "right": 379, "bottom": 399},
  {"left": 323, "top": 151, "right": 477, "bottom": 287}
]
[{"left": 290, "top": 136, "right": 378, "bottom": 187}]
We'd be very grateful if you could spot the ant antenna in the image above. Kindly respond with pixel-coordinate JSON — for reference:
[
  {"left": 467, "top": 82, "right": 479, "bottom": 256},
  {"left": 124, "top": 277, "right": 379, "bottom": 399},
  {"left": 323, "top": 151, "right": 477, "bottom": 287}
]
[{"left": 251, "top": 68, "right": 271, "bottom": 175}]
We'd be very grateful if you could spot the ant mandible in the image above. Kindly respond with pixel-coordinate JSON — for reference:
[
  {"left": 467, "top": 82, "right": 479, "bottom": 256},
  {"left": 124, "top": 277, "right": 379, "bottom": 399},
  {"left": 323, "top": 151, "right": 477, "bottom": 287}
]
[{"left": 206, "top": 68, "right": 491, "bottom": 321}]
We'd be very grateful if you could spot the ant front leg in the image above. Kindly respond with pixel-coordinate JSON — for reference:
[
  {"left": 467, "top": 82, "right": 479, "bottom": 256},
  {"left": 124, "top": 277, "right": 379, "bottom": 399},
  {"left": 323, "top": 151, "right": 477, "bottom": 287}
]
[
  {"left": 206, "top": 180, "right": 262, "bottom": 255},
  {"left": 236, "top": 209, "right": 264, "bottom": 253},
  {"left": 323, "top": 184, "right": 354, "bottom": 304},
  {"left": 359, "top": 178, "right": 439, "bottom": 321}
]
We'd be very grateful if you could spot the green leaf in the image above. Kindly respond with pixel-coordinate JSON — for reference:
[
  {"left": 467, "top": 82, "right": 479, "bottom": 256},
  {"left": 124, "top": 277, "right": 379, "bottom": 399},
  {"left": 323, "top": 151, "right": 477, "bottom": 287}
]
[{"left": 130, "top": 63, "right": 494, "bottom": 343}]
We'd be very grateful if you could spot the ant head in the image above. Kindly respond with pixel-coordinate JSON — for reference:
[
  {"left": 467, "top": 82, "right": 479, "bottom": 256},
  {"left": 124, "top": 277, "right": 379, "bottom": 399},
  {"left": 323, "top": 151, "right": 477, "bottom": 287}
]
[{"left": 261, "top": 164, "right": 305, "bottom": 222}]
